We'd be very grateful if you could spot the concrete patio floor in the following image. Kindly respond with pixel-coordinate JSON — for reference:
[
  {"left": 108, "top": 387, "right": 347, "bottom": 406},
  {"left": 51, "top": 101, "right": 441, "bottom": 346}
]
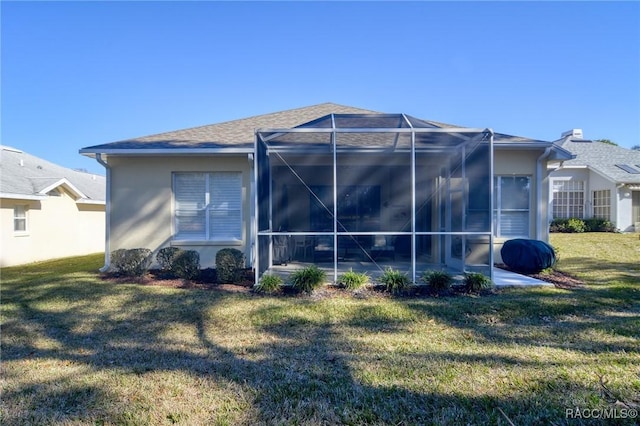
[{"left": 492, "top": 268, "right": 552, "bottom": 287}]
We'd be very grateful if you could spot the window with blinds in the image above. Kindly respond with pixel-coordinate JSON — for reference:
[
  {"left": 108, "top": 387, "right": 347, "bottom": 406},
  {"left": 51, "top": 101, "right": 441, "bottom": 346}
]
[
  {"left": 494, "top": 176, "right": 530, "bottom": 237},
  {"left": 173, "top": 172, "right": 242, "bottom": 241}
]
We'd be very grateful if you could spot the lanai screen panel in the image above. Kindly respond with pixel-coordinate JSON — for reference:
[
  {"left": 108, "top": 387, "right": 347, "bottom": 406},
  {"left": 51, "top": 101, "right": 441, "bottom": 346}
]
[{"left": 256, "top": 114, "right": 493, "bottom": 281}]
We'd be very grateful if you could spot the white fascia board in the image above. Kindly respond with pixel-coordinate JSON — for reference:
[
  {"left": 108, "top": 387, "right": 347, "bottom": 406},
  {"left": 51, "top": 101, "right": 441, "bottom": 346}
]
[
  {"left": 0, "top": 192, "right": 47, "bottom": 201},
  {"left": 76, "top": 198, "right": 106, "bottom": 205},
  {"left": 38, "top": 178, "right": 88, "bottom": 199},
  {"left": 79, "top": 148, "right": 254, "bottom": 157}
]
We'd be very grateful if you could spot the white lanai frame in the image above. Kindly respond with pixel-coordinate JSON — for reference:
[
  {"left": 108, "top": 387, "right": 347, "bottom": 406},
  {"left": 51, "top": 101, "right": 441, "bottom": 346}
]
[{"left": 254, "top": 113, "right": 494, "bottom": 285}]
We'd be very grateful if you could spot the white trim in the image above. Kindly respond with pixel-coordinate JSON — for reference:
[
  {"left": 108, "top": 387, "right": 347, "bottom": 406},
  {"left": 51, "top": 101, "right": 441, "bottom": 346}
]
[
  {"left": 0, "top": 192, "right": 46, "bottom": 200},
  {"left": 36, "top": 178, "right": 88, "bottom": 199},
  {"left": 171, "top": 239, "right": 243, "bottom": 246},
  {"left": 80, "top": 148, "right": 254, "bottom": 157},
  {"left": 96, "top": 154, "right": 111, "bottom": 272},
  {"left": 76, "top": 198, "right": 106, "bottom": 205}
]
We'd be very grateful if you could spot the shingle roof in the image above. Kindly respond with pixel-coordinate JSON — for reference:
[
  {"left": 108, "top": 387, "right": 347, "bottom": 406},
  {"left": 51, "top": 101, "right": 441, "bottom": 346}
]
[
  {"left": 81, "top": 103, "right": 379, "bottom": 152},
  {"left": 558, "top": 138, "right": 640, "bottom": 184},
  {"left": 1, "top": 146, "right": 106, "bottom": 202},
  {"left": 80, "top": 102, "right": 560, "bottom": 154}
]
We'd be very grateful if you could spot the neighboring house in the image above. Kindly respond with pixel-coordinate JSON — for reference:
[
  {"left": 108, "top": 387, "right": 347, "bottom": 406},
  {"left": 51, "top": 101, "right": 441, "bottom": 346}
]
[
  {"left": 550, "top": 129, "right": 640, "bottom": 232},
  {"left": 0, "top": 146, "right": 106, "bottom": 267},
  {"left": 80, "top": 103, "right": 573, "bottom": 282}
]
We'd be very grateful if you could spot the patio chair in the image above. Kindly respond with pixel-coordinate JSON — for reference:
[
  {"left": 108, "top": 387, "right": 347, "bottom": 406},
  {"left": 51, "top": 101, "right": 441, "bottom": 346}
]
[{"left": 371, "top": 235, "right": 395, "bottom": 260}]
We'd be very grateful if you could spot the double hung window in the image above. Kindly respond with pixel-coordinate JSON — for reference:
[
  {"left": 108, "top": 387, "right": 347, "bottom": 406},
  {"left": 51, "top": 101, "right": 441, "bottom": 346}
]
[
  {"left": 14, "top": 206, "right": 27, "bottom": 233},
  {"left": 173, "top": 172, "right": 242, "bottom": 241}
]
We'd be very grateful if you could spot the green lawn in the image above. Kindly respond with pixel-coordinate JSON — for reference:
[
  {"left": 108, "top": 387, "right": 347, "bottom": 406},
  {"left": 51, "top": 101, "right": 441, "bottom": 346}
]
[{"left": 1, "top": 234, "right": 639, "bottom": 425}]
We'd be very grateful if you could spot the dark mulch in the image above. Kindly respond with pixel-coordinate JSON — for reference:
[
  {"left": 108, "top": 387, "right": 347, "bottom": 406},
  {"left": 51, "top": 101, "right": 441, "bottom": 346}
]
[
  {"left": 495, "top": 264, "right": 585, "bottom": 289},
  {"left": 100, "top": 268, "right": 254, "bottom": 293},
  {"left": 101, "top": 266, "right": 585, "bottom": 296}
]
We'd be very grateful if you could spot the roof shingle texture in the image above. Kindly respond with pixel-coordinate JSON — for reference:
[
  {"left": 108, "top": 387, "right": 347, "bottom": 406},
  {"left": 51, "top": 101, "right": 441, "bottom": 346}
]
[
  {"left": 559, "top": 139, "right": 640, "bottom": 184},
  {"left": 1, "top": 146, "right": 106, "bottom": 201},
  {"left": 82, "top": 103, "right": 380, "bottom": 151},
  {"left": 82, "top": 102, "right": 551, "bottom": 152}
]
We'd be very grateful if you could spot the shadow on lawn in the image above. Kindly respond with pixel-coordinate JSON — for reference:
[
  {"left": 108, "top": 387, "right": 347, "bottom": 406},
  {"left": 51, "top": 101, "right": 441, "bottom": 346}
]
[{"left": 1, "top": 270, "right": 638, "bottom": 425}]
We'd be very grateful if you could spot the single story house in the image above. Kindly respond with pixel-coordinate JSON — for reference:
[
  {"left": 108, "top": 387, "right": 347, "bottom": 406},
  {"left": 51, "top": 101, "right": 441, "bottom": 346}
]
[
  {"left": 80, "top": 103, "right": 573, "bottom": 282},
  {"left": 0, "top": 146, "right": 106, "bottom": 267},
  {"left": 550, "top": 129, "right": 640, "bottom": 232}
]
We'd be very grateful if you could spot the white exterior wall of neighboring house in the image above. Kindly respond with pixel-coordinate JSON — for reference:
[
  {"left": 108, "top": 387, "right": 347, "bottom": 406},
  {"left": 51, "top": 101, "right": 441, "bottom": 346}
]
[
  {"left": 107, "top": 155, "right": 252, "bottom": 269},
  {"left": 550, "top": 166, "right": 636, "bottom": 231},
  {"left": 617, "top": 186, "right": 637, "bottom": 232},
  {"left": 0, "top": 189, "right": 105, "bottom": 267}
]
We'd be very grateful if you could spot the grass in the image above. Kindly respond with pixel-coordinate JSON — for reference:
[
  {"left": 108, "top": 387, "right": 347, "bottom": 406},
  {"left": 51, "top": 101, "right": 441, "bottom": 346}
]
[{"left": 1, "top": 234, "right": 639, "bottom": 425}]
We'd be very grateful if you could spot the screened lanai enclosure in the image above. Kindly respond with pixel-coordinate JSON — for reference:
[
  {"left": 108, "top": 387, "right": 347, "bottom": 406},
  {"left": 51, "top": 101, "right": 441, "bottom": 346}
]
[{"left": 254, "top": 114, "right": 494, "bottom": 284}]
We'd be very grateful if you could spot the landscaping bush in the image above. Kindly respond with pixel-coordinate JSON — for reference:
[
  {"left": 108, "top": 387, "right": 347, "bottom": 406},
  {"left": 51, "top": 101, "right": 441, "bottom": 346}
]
[
  {"left": 421, "top": 270, "right": 454, "bottom": 292},
  {"left": 172, "top": 250, "right": 200, "bottom": 280},
  {"left": 464, "top": 272, "right": 493, "bottom": 292},
  {"left": 549, "top": 218, "right": 586, "bottom": 233},
  {"left": 254, "top": 274, "right": 283, "bottom": 294},
  {"left": 215, "top": 248, "right": 246, "bottom": 283},
  {"left": 156, "top": 247, "right": 182, "bottom": 271},
  {"left": 337, "top": 269, "right": 369, "bottom": 290},
  {"left": 583, "top": 218, "right": 617, "bottom": 233},
  {"left": 110, "top": 248, "right": 152, "bottom": 277},
  {"left": 290, "top": 265, "right": 326, "bottom": 294},
  {"left": 378, "top": 267, "right": 411, "bottom": 295}
]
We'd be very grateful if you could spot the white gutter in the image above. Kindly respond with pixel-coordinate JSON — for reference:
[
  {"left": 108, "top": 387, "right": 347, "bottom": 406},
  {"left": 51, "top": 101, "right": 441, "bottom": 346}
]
[
  {"left": 95, "top": 153, "right": 111, "bottom": 272},
  {"left": 0, "top": 192, "right": 47, "bottom": 200},
  {"left": 536, "top": 147, "right": 552, "bottom": 240}
]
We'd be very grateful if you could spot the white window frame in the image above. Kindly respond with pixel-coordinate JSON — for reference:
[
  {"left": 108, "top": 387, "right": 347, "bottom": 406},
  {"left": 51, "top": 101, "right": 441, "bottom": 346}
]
[
  {"left": 552, "top": 180, "right": 585, "bottom": 219},
  {"left": 592, "top": 189, "right": 611, "bottom": 220},
  {"left": 173, "top": 172, "right": 243, "bottom": 243},
  {"left": 13, "top": 205, "right": 28, "bottom": 234},
  {"left": 494, "top": 175, "right": 531, "bottom": 238}
]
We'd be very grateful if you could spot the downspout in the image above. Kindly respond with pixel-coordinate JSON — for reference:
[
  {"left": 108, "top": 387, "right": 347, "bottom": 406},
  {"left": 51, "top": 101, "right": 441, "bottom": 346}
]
[
  {"left": 95, "top": 153, "right": 111, "bottom": 272},
  {"left": 536, "top": 148, "right": 552, "bottom": 241}
]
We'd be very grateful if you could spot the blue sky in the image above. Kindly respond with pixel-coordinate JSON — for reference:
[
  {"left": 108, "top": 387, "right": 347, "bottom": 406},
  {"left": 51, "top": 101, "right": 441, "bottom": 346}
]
[{"left": 2, "top": 1, "right": 639, "bottom": 175}]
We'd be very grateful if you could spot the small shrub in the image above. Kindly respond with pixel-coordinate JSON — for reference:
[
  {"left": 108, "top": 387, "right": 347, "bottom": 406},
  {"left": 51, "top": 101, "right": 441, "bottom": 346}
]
[
  {"left": 290, "top": 265, "right": 326, "bottom": 294},
  {"left": 422, "top": 270, "right": 454, "bottom": 292},
  {"left": 583, "top": 218, "right": 617, "bottom": 233},
  {"left": 255, "top": 274, "right": 283, "bottom": 294},
  {"left": 549, "top": 218, "right": 586, "bottom": 233},
  {"left": 378, "top": 267, "right": 411, "bottom": 295},
  {"left": 111, "top": 248, "right": 152, "bottom": 277},
  {"left": 172, "top": 250, "right": 200, "bottom": 280},
  {"left": 215, "top": 248, "right": 246, "bottom": 283},
  {"left": 337, "top": 269, "right": 369, "bottom": 290},
  {"left": 156, "top": 247, "right": 182, "bottom": 271},
  {"left": 464, "top": 272, "right": 493, "bottom": 292}
]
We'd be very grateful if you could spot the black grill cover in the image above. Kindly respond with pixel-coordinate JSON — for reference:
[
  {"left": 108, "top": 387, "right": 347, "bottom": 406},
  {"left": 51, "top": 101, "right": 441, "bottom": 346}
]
[{"left": 501, "top": 239, "right": 556, "bottom": 274}]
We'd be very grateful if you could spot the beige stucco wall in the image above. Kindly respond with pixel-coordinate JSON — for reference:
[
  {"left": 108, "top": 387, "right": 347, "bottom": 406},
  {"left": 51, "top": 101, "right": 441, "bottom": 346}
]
[
  {"left": 491, "top": 149, "right": 550, "bottom": 264},
  {"left": 107, "top": 155, "right": 252, "bottom": 269},
  {"left": 0, "top": 189, "right": 105, "bottom": 267}
]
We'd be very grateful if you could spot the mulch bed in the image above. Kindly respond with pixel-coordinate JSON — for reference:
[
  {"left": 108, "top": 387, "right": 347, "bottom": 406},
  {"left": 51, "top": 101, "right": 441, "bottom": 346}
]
[
  {"left": 101, "top": 266, "right": 585, "bottom": 295},
  {"left": 495, "top": 264, "right": 585, "bottom": 289}
]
